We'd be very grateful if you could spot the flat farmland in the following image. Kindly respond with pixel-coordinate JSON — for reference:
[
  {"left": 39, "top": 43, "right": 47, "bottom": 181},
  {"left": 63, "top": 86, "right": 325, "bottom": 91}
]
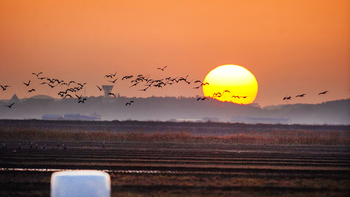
[
  {"left": 1, "top": 142, "right": 349, "bottom": 197},
  {"left": 0, "top": 120, "right": 349, "bottom": 196}
]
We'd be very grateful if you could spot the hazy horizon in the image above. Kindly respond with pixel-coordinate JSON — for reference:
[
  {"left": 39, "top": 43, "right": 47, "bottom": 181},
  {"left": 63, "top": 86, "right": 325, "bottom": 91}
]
[{"left": 1, "top": 92, "right": 350, "bottom": 109}]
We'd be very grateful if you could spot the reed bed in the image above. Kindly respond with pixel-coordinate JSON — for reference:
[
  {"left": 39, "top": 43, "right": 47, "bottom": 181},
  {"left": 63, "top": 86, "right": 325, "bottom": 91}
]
[{"left": 0, "top": 126, "right": 349, "bottom": 145}]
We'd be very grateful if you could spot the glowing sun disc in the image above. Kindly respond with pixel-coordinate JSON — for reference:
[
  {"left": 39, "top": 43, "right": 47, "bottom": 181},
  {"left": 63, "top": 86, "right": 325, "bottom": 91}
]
[{"left": 203, "top": 64, "right": 258, "bottom": 104}]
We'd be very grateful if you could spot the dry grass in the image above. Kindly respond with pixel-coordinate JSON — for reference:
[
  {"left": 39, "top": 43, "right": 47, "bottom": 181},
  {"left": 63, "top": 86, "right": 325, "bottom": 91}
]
[{"left": 0, "top": 126, "right": 349, "bottom": 145}]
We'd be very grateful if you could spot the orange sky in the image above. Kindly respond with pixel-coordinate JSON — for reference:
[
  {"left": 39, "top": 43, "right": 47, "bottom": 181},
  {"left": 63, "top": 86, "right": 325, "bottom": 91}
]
[{"left": 0, "top": 0, "right": 349, "bottom": 107}]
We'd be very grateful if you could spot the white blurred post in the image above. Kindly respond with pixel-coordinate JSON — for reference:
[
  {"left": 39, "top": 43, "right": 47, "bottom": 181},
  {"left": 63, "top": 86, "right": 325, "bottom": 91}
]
[{"left": 51, "top": 170, "right": 111, "bottom": 197}]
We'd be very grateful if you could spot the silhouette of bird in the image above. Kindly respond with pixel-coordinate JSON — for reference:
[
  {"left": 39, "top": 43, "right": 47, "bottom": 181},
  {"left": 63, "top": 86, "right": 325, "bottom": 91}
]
[
  {"left": 223, "top": 90, "right": 230, "bottom": 94},
  {"left": 77, "top": 82, "right": 86, "bottom": 87},
  {"left": 68, "top": 81, "right": 76, "bottom": 86},
  {"left": 63, "top": 94, "right": 73, "bottom": 98},
  {"left": 139, "top": 87, "right": 149, "bottom": 91},
  {"left": 104, "top": 72, "right": 117, "bottom": 78},
  {"left": 213, "top": 92, "right": 222, "bottom": 98},
  {"left": 296, "top": 94, "right": 306, "bottom": 97},
  {"left": 0, "top": 85, "right": 11, "bottom": 91},
  {"left": 122, "top": 75, "right": 133, "bottom": 80},
  {"left": 318, "top": 91, "right": 328, "bottom": 95},
  {"left": 125, "top": 101, "right": 134, "bottom": 106},
  {"left": 75, "top": 94, "right": 82, "bottom": 100},
  {"left": 130, "top": 82, "right": 139, "bottom": 88},
  {"left": 48, "top": 84, "right": 56, "bottom": 88},
  {"left": 23, "top": 80, "right": 31, "bottom": 86},
  {"left": 194, "top": 80, "right": 202, "bottom": 84},
  {"left": 97, "top": 85, "right": 102, "bottom": 91},
  {"left": 111, "top": 71, "right": 117, "bottom": 77},
  {"left": 28, "top": 88, "right": 35, "bottom": 92},
  {"left": 32, "top": 72, "right": 43, "bottom": 77},
  {"left": 78, "top": 98, "right": 87, "bottom": 103},
  {"left": 157, "top": 66, "right": 167, "bottom": 71},
  {"left": 196, "top": 97, "right": 208, "bottom": 101},
  {"left": 108, "top": 78, "right": 118, "bottom": 83},
  {"left": 4, "top": 102, "right": 14, "bottom": 108},
  {"left": 108, "top": 92, "right": 116, "bottom": 97},
  {"left": 283, "top": 96, "right": 292, "bottom": 100}
]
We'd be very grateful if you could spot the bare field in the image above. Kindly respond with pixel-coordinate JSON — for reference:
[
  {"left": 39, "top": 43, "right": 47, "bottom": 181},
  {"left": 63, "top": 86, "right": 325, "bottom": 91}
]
[
  {"left": 0, "top": 120, "right": 349, "bottom": 196},
  {"left": 1, "top": 142, "right": 349, "bottom": 197}
]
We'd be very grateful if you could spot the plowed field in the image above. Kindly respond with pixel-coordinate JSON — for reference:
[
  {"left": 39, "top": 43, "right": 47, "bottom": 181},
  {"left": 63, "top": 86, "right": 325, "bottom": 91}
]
[{"left": 1, "top": 142, "right": 349, "bottom": 196}]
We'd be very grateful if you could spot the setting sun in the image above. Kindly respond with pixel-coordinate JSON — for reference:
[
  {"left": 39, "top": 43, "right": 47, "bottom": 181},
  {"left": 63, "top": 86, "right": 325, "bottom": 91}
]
[{"left": 203, "top": 65, "right": 258, "bottom": 105}]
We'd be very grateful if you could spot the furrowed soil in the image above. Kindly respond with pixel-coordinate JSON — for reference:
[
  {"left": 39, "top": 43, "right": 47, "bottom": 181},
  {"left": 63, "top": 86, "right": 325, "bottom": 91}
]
[{"left": 1, "top": 142, "right": 349, "bottom": 197}]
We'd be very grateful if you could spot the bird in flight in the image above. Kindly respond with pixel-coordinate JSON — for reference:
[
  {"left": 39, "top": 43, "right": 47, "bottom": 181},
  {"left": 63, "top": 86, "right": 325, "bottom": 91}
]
[
  {"left": 23, "top": 80, "right": 31, "bottom": 86},
  {"left": 157, "top": 66, "right": 167, "bottom": 71},
  {"left": 125, "top": 101, "right": 134, "bottom": 106},
  {"left": 78, "top": 98, "right": 87, "bottom": 104},
  {"left": 4, "top": 102, "right": 15, "bottom": 108},
  {"left": 75, "top": 94, "right": 83, "bottom": 100},
  {"left": 108, "top": 92, "right": 116, "bottom": 97},
  {"left": 32, "top": 72, "right": 43, "bottom": 77},
  {"left": 318, "top": 91, "right": 328, "bottom": 95},
  {"left": 0, "top": 85, "right": 11, "bottom": 91},
  {"left": 139, "top": 86, "right": 149, "bottom": 91},
  {"left": 64, "top": 94, "right": 73, "bottom": 98},
  {"left": 196, "top": 97, "right": 209, "bottom": 101},
  {"left": 213, "top": 92, "right": 222, "bottom": 98},
  {"left": 47, "top": 84, "right": 56, "bottom": 88},
  {"left": 108, "top": 78, "right": 118, "bottom": 83},
  {"left": 105, "top": 71, "right": 117, "bottom": 78},
  {"left": 97, "top": 85, "right": 102, "bottom": 91},
  {"left": 296, "top": 94, "right": 306, "bottom": 97},
  {"left": 283, "top": 96, "right": 292, "bottom": 100},
  {"left": 28, "top": 89, "right": 35, "bottom": 93},
  {"left": 122, "top": 75, "right": 133, "bottom": 80}
]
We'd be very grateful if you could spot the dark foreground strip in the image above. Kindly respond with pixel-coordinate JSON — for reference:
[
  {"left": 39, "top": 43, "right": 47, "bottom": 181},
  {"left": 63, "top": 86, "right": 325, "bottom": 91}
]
[
  {"left": 115, "top": 185, "right": 350, "bottom": 193},
  {"left": 0, "top": 182, "right": 349, "bottom": 194}
]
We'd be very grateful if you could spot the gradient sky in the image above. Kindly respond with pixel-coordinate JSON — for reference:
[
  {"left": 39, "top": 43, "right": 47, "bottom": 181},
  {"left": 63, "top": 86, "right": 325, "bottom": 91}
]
[{"left": 0, "top": 0, "right": 349, "bottom": 107}]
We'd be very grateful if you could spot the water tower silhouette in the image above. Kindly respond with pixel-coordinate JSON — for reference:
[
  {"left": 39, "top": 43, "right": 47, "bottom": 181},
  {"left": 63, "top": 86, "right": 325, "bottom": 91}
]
[{"left": 102, "top": 85, "right": 113, "bottom": 97}]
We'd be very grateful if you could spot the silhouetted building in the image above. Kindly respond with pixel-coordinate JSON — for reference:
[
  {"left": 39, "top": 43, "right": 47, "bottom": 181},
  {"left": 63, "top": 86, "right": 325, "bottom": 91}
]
[{"left": 102, "top": 85, "right": 113, "bottom": 97}]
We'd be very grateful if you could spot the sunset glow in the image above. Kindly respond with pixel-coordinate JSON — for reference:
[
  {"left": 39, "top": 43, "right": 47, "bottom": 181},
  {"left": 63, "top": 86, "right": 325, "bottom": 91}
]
[
  {"left": 0, "top": 0, "right": 349, "bottom": 107},
  {"left": 203, "top": 65, "right": 258, "bottom": 105}
]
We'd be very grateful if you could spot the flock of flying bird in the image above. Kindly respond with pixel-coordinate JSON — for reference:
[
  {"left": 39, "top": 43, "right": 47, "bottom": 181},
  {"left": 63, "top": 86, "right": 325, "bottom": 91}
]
[
  {"left": 1, "top": 66, "right": 212, "bottom": 109},
  {"left": 1, "top": 66, "right": 332, "bottom": 108},
  {"left": 283, "top": 91, "right": 329, "bottom": 101}
]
